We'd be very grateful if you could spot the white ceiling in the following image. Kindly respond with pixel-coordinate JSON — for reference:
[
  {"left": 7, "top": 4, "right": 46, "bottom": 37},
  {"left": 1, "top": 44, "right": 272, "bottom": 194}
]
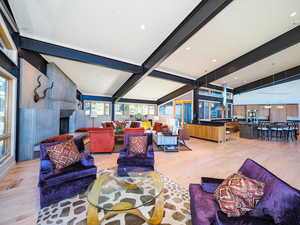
[
  {"left": 42, "top": 55, "right": 132, "bottom": 96},
  {"left": 9, "top": 0, "right": 201, "bottom": 65},
  {"left": 159, "top": 0, "right": 300, "bottom": 79},
  {"left": 212, "top": 43, "right": 300, "bottom": 88},
  {"left": 123, "top": 77, "right": 185, "bottom": 101}
]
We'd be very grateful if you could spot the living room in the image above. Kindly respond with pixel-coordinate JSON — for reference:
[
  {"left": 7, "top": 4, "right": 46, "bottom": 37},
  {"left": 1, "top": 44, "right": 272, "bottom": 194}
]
[{"left": 0, "top": 1, "right": 300, "bottom": 225}]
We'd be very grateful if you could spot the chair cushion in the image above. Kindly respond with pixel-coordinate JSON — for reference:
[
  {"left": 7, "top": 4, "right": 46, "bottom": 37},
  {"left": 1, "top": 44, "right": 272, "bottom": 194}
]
[
  {"left": 239, "top": 159, "right": 300, "bottom": 225},
  {"left": 46, "top": 140, "right": 81, "bottom": 170},
  {"left": 40, "top": 134, "right": 73, "bottom": 144},
  {"left": 189, "top": 184, "right": 218, "bottom": 225},
  {"left": 128, "top": 135, "right": 148, "bottom": 157},
  {"left": 40, "top": 162, "right": 97, "bottom": 187},
  {"left": 215, "top": 211, "right": 275, "bottom": 225},
  {"left": 215, "top": 173, "right": 265, "bottom": 217}
]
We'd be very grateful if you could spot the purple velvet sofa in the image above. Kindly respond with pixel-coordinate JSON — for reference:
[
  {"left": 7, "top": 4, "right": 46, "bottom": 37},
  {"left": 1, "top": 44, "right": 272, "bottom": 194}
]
[
  {"left": 189, "top": 159, "right": 300, "bottom": 225},
  {"left": 117, "top": 133, "right": 154, "bottom": 176},
  {"left": 39, "top": 136, "right": 97, "bottom": 208}
]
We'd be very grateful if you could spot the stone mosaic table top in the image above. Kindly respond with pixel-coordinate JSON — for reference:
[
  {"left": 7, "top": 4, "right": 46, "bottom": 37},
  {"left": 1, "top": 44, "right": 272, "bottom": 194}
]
[{"left": 87, "top": 171, "right": 163, "bottom": 211}]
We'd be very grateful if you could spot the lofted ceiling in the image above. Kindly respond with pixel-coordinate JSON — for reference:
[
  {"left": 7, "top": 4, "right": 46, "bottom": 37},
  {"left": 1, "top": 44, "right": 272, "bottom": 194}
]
[
  {"left": 212, "top": 43, "right": 300, "bottom": 88},
  {"left": 42, "top": 55, "right": 132, "bottom": 97},
  {"left": 158, "top": 0, "right": 300, "bottom": 79},
  {"left": 123, "top": 77, "right": 185, "bottom": 101},
  {"left": 7, "top": 0, "right": 300, "bottom": 102},
  {"left": 9, "top": 0, "right": 200, "bottom": 65}
]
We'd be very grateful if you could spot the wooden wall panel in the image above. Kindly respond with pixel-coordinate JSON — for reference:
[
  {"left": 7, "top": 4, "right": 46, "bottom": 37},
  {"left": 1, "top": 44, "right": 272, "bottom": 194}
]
[
  {"left": 270, "top": 105, "right": 287, "bottom": 122},
  {"left": 286, "top": 104, "right": 299, "bottom": 118},
  {"left": 233, "top": 105, "right": 246, "bottom": 118}
]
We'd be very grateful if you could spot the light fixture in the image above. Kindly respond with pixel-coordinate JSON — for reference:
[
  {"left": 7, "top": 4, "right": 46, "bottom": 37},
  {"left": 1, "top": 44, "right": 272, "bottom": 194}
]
[
  {"left": 140, "top": 24, "right": 146, "bottom": 30},
  {"left": 264, "top": 105, "right": 272, "bottom": 109},
  {"left": 290, "top": 12, "right": 297, "bottom": 17},
  {"left": 212, "top": 59, "right": 217, "bottom": 62},
  {"left": 277, "top": 105, "right": 284, "bottom": 109},
  {"left": 234, "top": 77, "right": 238, "bottom": 80},
  {"left": 185, "top": 46, "right": 191, "bottom": 50}
]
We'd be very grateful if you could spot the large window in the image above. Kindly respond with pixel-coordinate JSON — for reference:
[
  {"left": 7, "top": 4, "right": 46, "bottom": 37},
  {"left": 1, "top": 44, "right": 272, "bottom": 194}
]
[
  {"left": 159, "top": 101, "right": 173, "bottom": 116},
  {"left": 210, "top": 103, "right": 223, "bottom": 119},
  {"left": 198, "top": 100, "right": 224, "bottom": 120},
  {"left": 198, "top": 101, "right": 209, "bottom": 119},
  {"left": 0, "top": 75, "right": 11, "bottom": 163},
  {"left": 84, "top": 101, "right": 110, "bottom": 116},
  {"left": 115, "top": 103, "right": 156, "bottom": 116}
]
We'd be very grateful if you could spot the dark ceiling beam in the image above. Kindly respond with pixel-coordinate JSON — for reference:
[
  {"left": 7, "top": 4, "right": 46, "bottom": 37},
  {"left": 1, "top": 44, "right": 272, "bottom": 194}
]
[
  {"left": 19, "top": 36, "right": 197, "bottom": 85},
  {"left": 19, "top": 36, "right": 142, "bottom": 74},
  {"left": 234, "top": 65, "right": 300, "bottom": 95},
  {"left": 81, "top": 95, "right": 157, "bottom": 105},
  {"left": 197, "top": 25, "right": 300, "bottom": 85},
  {"left": 156, "top": 84, "right": 196, "bottom": 105},
  {"left": 113, "top": 0, "right": 233, "bottom": 99},
  {"left": 149, "top": 70, "right": 195, "bottom": 85}
]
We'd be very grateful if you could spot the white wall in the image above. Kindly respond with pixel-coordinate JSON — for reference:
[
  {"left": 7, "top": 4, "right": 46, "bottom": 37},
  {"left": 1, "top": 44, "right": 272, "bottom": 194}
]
[{"left": 234, "top": 79, "right": 300, "bottom": 119}]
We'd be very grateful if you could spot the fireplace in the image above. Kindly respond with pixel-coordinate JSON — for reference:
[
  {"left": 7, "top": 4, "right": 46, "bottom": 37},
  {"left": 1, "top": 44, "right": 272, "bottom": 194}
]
[{"left": 59, "top": 110, "right": 74, "bottom": 134}]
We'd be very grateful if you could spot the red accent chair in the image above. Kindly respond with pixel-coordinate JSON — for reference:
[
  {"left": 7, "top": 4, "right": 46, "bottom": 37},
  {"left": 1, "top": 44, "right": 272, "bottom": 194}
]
[
  {"left": 89, "top": 128, "right": 115, "bottom": 153},
  {"left": 76, "top": 127, "right": 103, "bottom": 132},
  {"left": 102, "top": 122, "right": 115, "bottom": 129},
  {"left": 153, "top": 122, "right": 163, "bottom": 132}
]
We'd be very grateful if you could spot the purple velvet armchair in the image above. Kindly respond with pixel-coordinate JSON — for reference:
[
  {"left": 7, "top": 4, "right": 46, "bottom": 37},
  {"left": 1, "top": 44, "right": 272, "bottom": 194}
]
[
  {"left": 39, "top": 136, "right": 97, "bottom": 208},
  {"left": 117, "top": 133, "right": 154, "bottom": 176},
  {"left": 189, "top": 159, "right": 300, "bottom": 225}
]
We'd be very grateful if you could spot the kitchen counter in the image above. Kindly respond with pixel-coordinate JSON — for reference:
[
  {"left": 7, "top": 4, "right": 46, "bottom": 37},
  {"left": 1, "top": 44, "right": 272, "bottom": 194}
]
[
  {"left": 239, "top": 123, "right": 258, "bottom": 139},
  {"left": 187, "top": 122, "right": 225, "bottom": 143}
]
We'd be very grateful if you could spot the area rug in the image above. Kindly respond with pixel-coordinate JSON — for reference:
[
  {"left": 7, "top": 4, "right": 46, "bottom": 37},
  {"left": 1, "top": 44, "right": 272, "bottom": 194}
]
[
  {"left": 37, "top": 169, "right": 191, "bottom": 225},
  {"left": 113, "top": 143, "right": 191, "bottom": 153}
]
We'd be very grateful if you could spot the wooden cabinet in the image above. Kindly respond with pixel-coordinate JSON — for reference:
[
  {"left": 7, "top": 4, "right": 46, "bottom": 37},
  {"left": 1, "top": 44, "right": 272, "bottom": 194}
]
[{"left": 187, "top": 124, "right": 225, "bottom": 143}]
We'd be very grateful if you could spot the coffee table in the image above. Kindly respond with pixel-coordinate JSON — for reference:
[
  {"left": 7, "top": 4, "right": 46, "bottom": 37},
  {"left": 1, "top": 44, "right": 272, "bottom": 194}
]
[{"left": 86, "top": 171, "right": 164, "bottom": 225}]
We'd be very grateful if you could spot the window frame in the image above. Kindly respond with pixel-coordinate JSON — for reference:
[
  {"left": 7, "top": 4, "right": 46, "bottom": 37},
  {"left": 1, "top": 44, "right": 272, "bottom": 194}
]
[
  {"left": 84, "top": 101, "right": 111, "bottom": 116},
  {"left": 0, "top": 67, "right": 17, "bottom": 166}
]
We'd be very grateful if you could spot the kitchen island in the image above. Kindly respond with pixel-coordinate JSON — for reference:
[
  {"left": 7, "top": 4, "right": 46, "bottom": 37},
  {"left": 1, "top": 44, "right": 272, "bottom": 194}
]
[{"left": 187, "top": 121, "right": 225, "bottom": 143}]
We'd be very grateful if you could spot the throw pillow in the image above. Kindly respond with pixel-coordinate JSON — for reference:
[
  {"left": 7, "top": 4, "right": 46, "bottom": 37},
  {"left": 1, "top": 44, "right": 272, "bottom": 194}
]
[
  {"left": 128, "top": 136, "right": 147, "bottom": 157},
  {"left": 46, "top": 140, "right": 81, "bottom": 170},
  {"left": 41, "top": 134, "right": 73, "bottom": 143},
  {"left": 215, "top": 173, "right": 265, "bottom": 217}
]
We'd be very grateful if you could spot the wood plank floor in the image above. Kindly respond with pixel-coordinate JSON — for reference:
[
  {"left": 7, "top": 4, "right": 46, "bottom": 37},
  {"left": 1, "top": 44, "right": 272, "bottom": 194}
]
[{"left": 0, "top": 138, "right": 300, "bottom": 225}]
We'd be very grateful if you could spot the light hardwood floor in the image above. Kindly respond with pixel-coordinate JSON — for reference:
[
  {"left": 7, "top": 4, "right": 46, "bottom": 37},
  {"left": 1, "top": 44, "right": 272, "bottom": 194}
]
[{"left": 0, "top": 138, "right": 300, "bottom": 225}]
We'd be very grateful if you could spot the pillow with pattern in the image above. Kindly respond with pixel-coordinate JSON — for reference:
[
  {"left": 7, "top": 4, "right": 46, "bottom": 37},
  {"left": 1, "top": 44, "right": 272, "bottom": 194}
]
[
  {"left": 46, "top": 140, "right": 81, "bottom": 170},
  {"left": 214, "top": 173, "right": 265, "bottom": 217},
  {"left": 128, "top": 136, "right": 148, "bottom": 157}
]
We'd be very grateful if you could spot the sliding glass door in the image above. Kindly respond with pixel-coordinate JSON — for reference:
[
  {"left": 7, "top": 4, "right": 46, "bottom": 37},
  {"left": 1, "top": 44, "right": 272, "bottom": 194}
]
[{"left": 0, "top": 75, "right": 11, "bottom": 163}]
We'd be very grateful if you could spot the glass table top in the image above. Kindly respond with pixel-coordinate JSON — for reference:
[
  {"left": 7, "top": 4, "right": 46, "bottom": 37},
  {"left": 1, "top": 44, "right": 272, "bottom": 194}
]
[{"left": 87, "top": 171, "right": 163, "bottom": 211}]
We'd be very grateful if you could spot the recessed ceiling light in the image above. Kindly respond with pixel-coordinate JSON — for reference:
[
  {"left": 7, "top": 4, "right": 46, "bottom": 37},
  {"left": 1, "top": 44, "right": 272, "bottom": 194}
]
[
  {"left": 290, "top": 12, "right": 297, "bottom": 17},
  {"left": 234, "top": 77, "right": 238, "bottom": 80},
  {"left": 185, "top": 47, "right": 191, "bottom": 51},
  {"left": 212, "top": 59, "right": 217, "bottom": 62},
  {"left": 243, "top": 80, "right": 247, "bottom": 83},
  {"left": 140, "top": 24, "right": 146, "bottom": 30}
]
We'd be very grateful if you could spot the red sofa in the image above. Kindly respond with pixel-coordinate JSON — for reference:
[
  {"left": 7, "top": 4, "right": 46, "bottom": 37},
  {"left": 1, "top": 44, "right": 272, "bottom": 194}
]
[{"left": 89, "top": 128, "right": 115, "bottom": 153}]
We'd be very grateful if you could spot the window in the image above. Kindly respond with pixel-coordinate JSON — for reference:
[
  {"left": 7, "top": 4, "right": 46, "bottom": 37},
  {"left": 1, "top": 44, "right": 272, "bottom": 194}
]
[
  {"left": 198, "top": 101, "right": 209, "bottom": 119},
  {"left": 159, "top": 101, "right": 173, "bottom": 116},
  {"left": 211, "top": 91, "right": 223, "bottom": 98},
  {"left": 0, "top": 75, "right": 11, "bottom": 163},
  {"left": 199, "top": 88, "right": 210, "bottom": 96},
  {"left": 84, "top": 101, "right": 110, "bottom": 116},
  {"left": 210, "top": 103, "right": 223, "bottom": 119},
  {"left": 115, "top": 103, "right": 156, "bottom": 116}
]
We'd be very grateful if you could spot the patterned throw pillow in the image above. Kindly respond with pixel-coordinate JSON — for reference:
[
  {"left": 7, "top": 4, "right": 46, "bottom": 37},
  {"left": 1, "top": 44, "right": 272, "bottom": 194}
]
[
  {"left": 214, "top": 173, "right": 265, "bottom": 217},
  {"left": 128, "top": 136, "right": 147, "bottom": 157},
  {"left": 46, "top": 140, "right": 81, "bottom": 170}
]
